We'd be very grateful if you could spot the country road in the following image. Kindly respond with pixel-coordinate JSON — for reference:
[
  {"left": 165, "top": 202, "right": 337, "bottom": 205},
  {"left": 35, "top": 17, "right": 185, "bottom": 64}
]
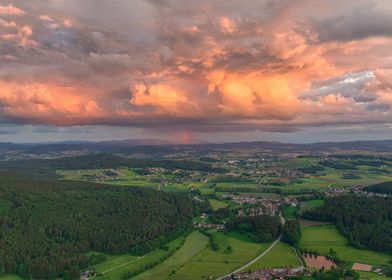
[
  {"left": 216, "top": 213, "right": 286, "bottom": 280},
  {"left": 101, "top": 256, "right": 145, "bottom": 275}
]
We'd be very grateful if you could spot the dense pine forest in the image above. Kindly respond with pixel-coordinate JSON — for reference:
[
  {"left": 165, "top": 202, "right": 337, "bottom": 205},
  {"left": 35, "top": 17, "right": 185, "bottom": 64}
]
[
  {"left": 365, "top": 181, "right": 392, "bottom": 194},
  {"left": 303, "top": 196, "right": 392, "bottom": 254},
  {"left": 282, "top": 220, "right": 301, "bottom": 247},
  {"left": 0, "top": 172, "right": 193, "bottom": 279}
]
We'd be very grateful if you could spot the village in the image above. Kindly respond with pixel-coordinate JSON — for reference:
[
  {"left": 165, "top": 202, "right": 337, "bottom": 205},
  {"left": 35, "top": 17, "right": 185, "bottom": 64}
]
[
  {"left": 193, "top": 194, "right": 299, "bottom": 231},
  {"left": 227, "top": 267, "right": 308, "bottom": 280}
]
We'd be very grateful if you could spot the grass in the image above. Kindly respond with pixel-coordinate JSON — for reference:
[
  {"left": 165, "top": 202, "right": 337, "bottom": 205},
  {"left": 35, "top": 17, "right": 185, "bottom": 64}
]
[
  {"left": 246, "top": 242, "right": 301, "bottom": 271},
  {"left": 0, "top": 276, "right": 23, "bottom": 280},
  {"left": 93, "top": 235, "right": 185, "bottom": 280},
  {"left": 300, "top": 224, "right": 392, "bottom": 266},
  {"left": 304, "top": 199, "right": 324, "bottom": 209},
  {"left": 215, "top": 182, "right": 258, "bottom": 190},
  {"left": 209, "top": 199, "right": 228, "bottom": 211},
  {"left": 92, "top": 254, "right": 139, "bottom": 273},
  {"left": 58, "top": 169, "right": 218, "bottom": 193},
  {"left": 282, "top": 205, "right": 297, "bottom": 220},
  {"left": 169, "top": 231, "right": 271, "bottom": 280},
  {"left": 359, "top": 271, "right": 392, "bottom": 280},
  {"left": 132, "top": 231, "right": 209, "bottom": 280},
  {"left": 287, "top": 171, "right": 392, "bottom": 190}
]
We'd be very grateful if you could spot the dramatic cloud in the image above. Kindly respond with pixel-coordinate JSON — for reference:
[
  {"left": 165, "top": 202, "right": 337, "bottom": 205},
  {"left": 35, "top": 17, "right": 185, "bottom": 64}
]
[{"left": 1, "top": 0, "right": 392, "bottom": 136}]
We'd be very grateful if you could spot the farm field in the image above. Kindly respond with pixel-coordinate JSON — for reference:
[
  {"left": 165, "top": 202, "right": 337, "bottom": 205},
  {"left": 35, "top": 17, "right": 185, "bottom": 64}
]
[
  {"left": 304, "top": 199, "right": 324, "bottom": 208},
  {"left": 215, "top": 182, "right": 258, "bottom": 190},
  {"left": 57, "top": 163, "right": 392, "bottom": 195},
  {"left": 286, "top": 171, "right": 392, "bottom": 190},
  {"left": 209, "top": 198, "right": 228, "bottom": 211},
  {"left": 132, "top": 231, "right": 208, "bottom": 280},
  {"left": 168, "top": 231, "right": 271, "bottom": 280},
  {"left": 0, "top": 275, "right": 23, "bottom": 280},
  {"left": 282, "top": 205, "right": 297, "bottom": 219},
  {"left": 246, "top": 242, "right": 301, "bottom": 271},
  {"left": 359, "top": 271, "right": 392, "bottom": 280},
  {"left": 212, "top": 171, "right": 392, "bottom": 194},
  {"left": 57, "top": 169, "right": 216, "bottom": 193},
  {"left": 216, "top": 192, "right": 281, "bottom": 199},
  {"left": 93, "top": 235, "right": 185, "bottom": 280},
  {"left": 300, "top": 224, "right": 392, "bottom": 266}
]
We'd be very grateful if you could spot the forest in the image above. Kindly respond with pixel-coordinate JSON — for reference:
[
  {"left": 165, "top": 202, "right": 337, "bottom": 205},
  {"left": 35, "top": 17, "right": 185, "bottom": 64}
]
[
  {"left": 0, "top": 172, "right": 193, "bottom": 279},
  {"left": 365, "top": 181, "right": 392, "bottom": 194},
  {"left": 281, "top": 220, "right": 301, "bottom": 247},
  {"left": 225, "top": 215, "right": 282, "bottom": 242},
  {"left": 303, "top": 195, "right": 392, "bottom": 254}
]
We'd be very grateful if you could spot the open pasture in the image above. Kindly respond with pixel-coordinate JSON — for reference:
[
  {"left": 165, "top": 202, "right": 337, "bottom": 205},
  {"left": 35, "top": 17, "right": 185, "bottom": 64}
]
[
  {"left": 209, "top": 199, "right": 229, "bottom": 211},
  {"left": 169, "top": 231, "right": 270, "bottom": 280},
  {"left": 300, "top": 224, "right": 392, "bottom": 266},
  {"left": 132, "top": 231, "right": 208, "bottom": 280},
  {"left": 282, "top": 205, "right": 297, "bottom": 220},
  {"left": 0, "top": 276, "right": 23, "bottom": 280},
  {"left": 92, "top": 236, "right": 185, "bottom": 280},
  {"left": 246, "top": 242, "right": 301, "bottom": 271}
]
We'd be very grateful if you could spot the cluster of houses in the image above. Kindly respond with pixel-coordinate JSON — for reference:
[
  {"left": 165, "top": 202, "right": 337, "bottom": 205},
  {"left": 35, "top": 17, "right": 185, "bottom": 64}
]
[
  {"left": 325, "top": 185, "right": 390, "bottom": 197},
  {"left": 80, "top": 269, "right": 96, "bottom": 280},
  {"left": 193, "top": 220, "right": 225, "bottom": 231},
  {"left": 227, "top": 267, "right": 307, "bottom": 280},
  {"left": 81, "top": 168, "right": 122, "bottom": 181},
  {"left": 221, "top": 195, "right": 283, "bottom": 216},
  {"left": 257, "top": 167, "right": 302, "bottom": 178},
  {"left": 194, "top": 194, "right": 300, "bottom": 230}
]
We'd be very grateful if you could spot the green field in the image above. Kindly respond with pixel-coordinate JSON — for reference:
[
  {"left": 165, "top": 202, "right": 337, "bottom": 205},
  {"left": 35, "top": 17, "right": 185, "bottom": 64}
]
[
  {"left": 359, "top": 271, "right": 392, "bottom": 280},
  {"left": 247, "top": 242, "right": 301, "bottom": 271},
  {"left": 282, "top": 205, "right": 297, "bottom": 219},
  {"left": 215, "top": 182, "right": 258, "bottom": 189},
  {"left": 147, "top": 231, "right": 271, "bottom": 280},
  {"left": 0, "top": 276, "right": 23, "bottom": 280},
  {"left": 92, "top": 236, "right": 185, "bottom": 280},
  {"left": 304, "top": 199, "right": 324, "bottom": 208},
  {"left": 209, "top": 199, "right": 228, "bottom": 211},
  {"left": 57, "top": 162, "right": 392, "bottom": 195},
  {"left": 300, "top": 224, "right": 392, "bottom": 266},
  {"left": 287, "top": 170, "right": 392, "bottom": 190},
  {"left": 132, "top": 230, "right": 272, "bottom": 280},
  {"left": 212, "top": 170, "right": 392, "bottom": 193},
  {"left": 133, "top": 231, "right": 209, "bottom": 280},
  {"left": 58, "top": 169, "right": 217, "bottom": 193}
]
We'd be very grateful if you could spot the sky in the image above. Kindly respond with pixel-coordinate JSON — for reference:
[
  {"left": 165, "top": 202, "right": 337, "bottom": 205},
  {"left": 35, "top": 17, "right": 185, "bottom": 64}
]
[{"left": 1, "top": 0, "right": 392, "bottom": 143}]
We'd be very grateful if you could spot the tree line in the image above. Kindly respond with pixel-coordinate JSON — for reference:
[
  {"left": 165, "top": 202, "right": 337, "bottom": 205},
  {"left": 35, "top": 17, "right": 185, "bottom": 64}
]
[
  {"left": 303, "top": 195, "right": 392, "bottom": 254},
  {"left": 0, "top": 172, "right": 193, "bottom": 279},
  {"left": 365, "top": 181, "right": 392, "bottom": 194},
  {"left": 225, "top": 215, "right": 282, "bottom": 243}
]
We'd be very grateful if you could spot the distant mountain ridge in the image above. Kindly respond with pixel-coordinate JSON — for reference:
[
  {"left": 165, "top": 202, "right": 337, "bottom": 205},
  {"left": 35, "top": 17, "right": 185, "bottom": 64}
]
[{"left": 2, "top": 139, "right": 392, "bottom": 154}]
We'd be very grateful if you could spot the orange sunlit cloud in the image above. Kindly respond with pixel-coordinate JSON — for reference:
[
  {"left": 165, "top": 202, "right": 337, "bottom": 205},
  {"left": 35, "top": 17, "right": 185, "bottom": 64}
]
[{"left": 1, "top": 0, "right": 392, "bottom": 136}]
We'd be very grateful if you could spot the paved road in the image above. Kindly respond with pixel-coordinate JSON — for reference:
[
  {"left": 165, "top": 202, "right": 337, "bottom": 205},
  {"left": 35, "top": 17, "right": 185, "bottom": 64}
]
[{"left": 216, "top": 213, "right": 286, "bottom": 280}]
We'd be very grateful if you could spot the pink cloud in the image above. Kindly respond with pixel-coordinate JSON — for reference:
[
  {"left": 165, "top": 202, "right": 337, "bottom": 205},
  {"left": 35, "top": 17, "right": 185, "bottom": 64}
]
[
  {"left": 1, "top": 0, "right": 392, "bottom": 133},
  {"left": 0, "top": 4, "right": 25, "bottom": 16}
]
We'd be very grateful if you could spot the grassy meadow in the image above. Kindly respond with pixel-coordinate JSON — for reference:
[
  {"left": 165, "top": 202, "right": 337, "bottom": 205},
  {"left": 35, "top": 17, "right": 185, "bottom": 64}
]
[
  {"left": 246, "top": 242, "right": 301, "bottom": 271},
  {"left": 208, "top": 198, "right": 229, "bottom": 211},
  {"left": 132, "top": 231, "right": 209, "bottom": 280},
  {"left": 282, "top": 205, "right": 297, "bottom": 220},
  {"left": 133, "top": 230, "right": 271, "bottom": 280},
  {"left": 92, "top": 235, "right": 185, "bottom": 280},
  {"left": 0, "top": 276, "right": 23, "bottom": 280},
  {"left": 300, "top": 224, "right": 392, "bottom": 266}
]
